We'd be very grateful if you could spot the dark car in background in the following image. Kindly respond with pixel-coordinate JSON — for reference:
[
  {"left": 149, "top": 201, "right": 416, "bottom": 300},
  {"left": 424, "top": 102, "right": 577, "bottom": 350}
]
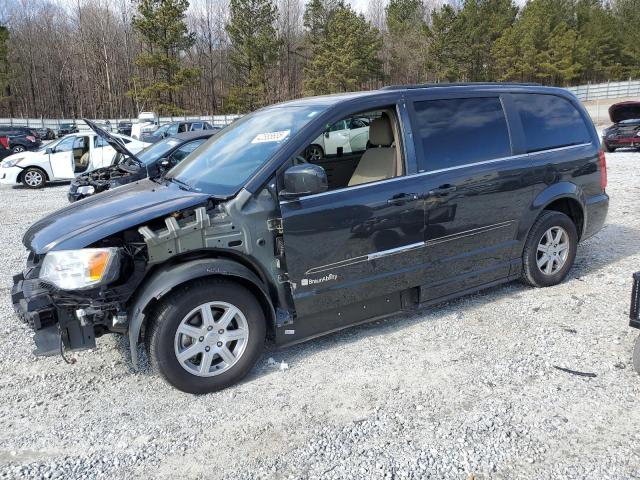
[
  {"left": 35, "top": 127, "right": 56, "bottom": 140},
  {"left": 11, "top": 83, "right": 608, "bottom": 394},
  {"left": 0, "top": 126, "right": 42, "bottom": 152},
  {"left": 57, "top": 123, "right": 79, "bottom": 137},
  {"left": 602, "top": 101, "right": 640, "bottom": 152},
  {"left": 141, "top": 120, "right": 218, "bottom": 143},
  {"left": 117, "top": 121, "right": 132, "bottom": 136},
  {"left": 68, "top": 127, "right": 215, "bottom": 202},
  {"left": 0, "top": 136, "right": 11, "bottom": 160}
]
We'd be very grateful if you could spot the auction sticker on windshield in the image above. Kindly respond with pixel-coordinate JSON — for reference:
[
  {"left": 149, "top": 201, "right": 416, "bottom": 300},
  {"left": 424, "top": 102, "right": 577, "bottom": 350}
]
[{"left": 251, "top": 130, "right": 290, "bottom": 144}]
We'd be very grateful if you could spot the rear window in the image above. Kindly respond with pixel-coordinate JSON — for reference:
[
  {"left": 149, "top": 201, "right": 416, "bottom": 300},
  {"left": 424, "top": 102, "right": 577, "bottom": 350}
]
[
  {"left": 513, "top": 94, "right": 591, "bottom": 153},
  {"left": 412, "top": 97, "right": 511, "bottom": 172}
]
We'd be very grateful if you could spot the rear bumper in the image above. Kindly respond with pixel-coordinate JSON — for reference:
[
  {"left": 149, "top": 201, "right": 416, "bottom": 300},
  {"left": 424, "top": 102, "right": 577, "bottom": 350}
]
[
  {"left": 604, "top": 136, "right": 640, "bottom": 148},
  {"left": 582, "top": 192, "right": 609, "bottom": 240}
]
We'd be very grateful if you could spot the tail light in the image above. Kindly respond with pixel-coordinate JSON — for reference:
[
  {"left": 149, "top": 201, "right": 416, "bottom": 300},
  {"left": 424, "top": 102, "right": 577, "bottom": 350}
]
[
  {"left": 598, "top": 149, "right": 607, "bottom": 191},
  {"left": 26, "top": 135, "right": 36, "bottom": 142},
  {"left": 0, "top": 137, "right": 8, "bottom": 149}
]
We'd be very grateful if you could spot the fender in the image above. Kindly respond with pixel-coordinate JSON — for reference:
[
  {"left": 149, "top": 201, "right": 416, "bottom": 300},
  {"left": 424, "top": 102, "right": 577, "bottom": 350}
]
[
  {"left": 515, "top": 181, "right": 587, "bottom": 243},
  {"left": 127, "top": 258, "right": 275, "bottom": 369}
]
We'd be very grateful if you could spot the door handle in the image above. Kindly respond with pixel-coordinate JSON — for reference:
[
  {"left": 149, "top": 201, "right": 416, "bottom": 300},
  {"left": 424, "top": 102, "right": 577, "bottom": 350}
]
[
  {"left": 428, "top": 184, "right": 457, "bottom": 197},
  {"left": 387, "top": 193, "right": 419, "bottom": 205}
]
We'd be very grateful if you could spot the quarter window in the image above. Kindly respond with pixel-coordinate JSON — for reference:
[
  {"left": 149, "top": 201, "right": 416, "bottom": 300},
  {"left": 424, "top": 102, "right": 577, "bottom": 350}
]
[
  {"left": 512, "top": 94, "right": 591, "bottom": 153},
  {"left": 412, "top": 97, "right": 511, "bottom": 172}
]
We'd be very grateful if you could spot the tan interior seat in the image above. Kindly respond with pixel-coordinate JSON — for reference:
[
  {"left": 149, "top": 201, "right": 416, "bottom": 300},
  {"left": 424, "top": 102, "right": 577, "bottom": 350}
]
[{"left": 348, "top": 115, "right": 396, "bottom": 187}]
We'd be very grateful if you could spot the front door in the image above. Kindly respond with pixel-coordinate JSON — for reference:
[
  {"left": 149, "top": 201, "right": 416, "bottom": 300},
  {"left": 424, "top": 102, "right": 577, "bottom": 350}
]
[
  {"left": 48, "top": 136, "right": 76, "bottom": 179},
  {"left": 279, "top": 106, "right": 426, "bottom": 333},
  {"left": 280, "top": 176, "right": 427, "bottom": 319},
  {"left": 323, "top": 120, "right": 351, "bottom": 155}
]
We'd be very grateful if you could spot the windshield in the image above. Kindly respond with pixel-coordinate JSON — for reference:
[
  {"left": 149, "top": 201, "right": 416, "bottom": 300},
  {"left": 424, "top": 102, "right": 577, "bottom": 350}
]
[
  {"left": 151, "top": 124, "right": 170, "bottom": 137},
  {"left": 38, "top": 137, "right": 63, "bottom": 151},
  {"left": 166, "top": 105, "right": 325, "bottom": 196},
  {"left": 121, "top": 136, "right": 183, "bottom": 165}
]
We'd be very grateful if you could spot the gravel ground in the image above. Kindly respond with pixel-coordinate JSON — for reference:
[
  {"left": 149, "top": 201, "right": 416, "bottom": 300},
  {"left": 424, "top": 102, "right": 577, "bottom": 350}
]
[{"left": 1, "top": 151, "right": 640, "bottom": 480}]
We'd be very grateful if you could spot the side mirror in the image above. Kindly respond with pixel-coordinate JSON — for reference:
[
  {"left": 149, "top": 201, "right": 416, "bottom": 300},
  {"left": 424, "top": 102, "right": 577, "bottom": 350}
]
[
  {"left": 324, "top": 130, "right": 330, "bottom": 138},
  {"left": 280, "top": 164, "right": 328, "bottom": 200},
  {"left": 45, "top": 147, "right": 53, "bottom": 154},
  {"left": 159, "top": 157, "right": 170, "bottom": 169}
]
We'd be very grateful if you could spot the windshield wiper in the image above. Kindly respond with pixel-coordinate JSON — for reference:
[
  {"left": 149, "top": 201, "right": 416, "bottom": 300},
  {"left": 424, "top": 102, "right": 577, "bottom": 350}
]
[{"left": 168, "top": 177, "right": 192, "bottom": 190}]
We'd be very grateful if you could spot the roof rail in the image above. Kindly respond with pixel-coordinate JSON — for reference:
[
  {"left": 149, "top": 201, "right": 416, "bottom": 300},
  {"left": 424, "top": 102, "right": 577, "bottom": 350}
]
[{"left": 380, "top": 82, "right": 542, "bottom": 90}]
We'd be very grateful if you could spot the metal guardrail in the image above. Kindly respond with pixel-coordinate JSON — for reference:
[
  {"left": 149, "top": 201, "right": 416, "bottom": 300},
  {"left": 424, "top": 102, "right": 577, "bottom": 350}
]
[
  {"left": 0, "top": 114, "right": 241, "bottom": 132},
  {"left": 566, "top": 80, "right": 640, "bottom": 102}
]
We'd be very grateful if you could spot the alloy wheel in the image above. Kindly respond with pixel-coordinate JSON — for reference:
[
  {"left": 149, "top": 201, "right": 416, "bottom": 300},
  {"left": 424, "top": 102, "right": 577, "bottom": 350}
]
[
  {"left": 24, "top": 170, "right": 43, "bottom": 187},
  {"left": 12, "top": 146, "right": 25, "bottom": 153},
  {"left": 174, "top": 301, "right": 249, "bottom": 377},
  {"left": 536, "top": 226, "right": 570, "bottom": 275}
]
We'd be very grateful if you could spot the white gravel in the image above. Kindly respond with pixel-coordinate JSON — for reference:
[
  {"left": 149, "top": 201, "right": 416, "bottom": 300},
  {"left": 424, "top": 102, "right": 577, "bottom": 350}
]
[{"left": 1, "top": 151, "right": 640, "bottom": 479}]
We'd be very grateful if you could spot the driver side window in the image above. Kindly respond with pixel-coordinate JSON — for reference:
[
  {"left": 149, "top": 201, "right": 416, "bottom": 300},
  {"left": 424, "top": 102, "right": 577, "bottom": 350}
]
[{"left": 287, "top": 107, "right": 404, "bottom": 195}]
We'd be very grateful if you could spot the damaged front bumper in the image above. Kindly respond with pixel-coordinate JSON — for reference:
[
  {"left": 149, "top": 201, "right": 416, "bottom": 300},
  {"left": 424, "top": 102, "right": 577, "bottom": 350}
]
[{"left": 12, "top": 268, "right": 96, "bottom": 357}]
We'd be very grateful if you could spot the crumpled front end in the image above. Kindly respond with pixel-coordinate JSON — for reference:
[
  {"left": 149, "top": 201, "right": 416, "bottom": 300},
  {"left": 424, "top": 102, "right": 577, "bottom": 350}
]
[
  {"left": 69, "top": 167, "right": 137, "bottom": 202},
  {"left": 12, "top": 253, "right": 96, "bottom": 356}
]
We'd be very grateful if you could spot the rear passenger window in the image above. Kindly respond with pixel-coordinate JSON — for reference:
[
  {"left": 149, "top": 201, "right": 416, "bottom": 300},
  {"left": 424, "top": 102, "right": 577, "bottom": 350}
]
[
  {"left": 513, "top": 94, "right": 590, "bottom": 153},
  {"left": 412, "top": 97, "right": 511, "bottom": 172}
]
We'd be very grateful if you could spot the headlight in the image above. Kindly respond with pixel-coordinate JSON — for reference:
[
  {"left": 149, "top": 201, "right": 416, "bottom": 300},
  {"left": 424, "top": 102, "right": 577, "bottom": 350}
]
[
  {"left": 76, "top": 185, "right": 95, "bottom": 195},
  {"left": 40, "top": 248, "right": 120, "bottom": 290},
  {"left": 2, "top": 157, "right": 23, "bottom": 168}
]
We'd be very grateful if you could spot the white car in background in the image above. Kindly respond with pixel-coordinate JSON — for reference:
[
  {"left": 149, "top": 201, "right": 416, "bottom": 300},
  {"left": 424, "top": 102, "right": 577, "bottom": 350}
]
[
  {"left": 0, "top": 131, "right": 148, "bottom": 188},
  {"left": 305, "top": 116, "right": 371, "bottom": 161},
  {"left": 130, "top": 111, "right": 159, "bottom": 140}
]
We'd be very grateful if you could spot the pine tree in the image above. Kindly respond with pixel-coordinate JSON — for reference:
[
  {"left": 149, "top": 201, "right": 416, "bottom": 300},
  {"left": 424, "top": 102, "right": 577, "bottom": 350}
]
[
  {"left": 304, "top": 4, "right": 383, "bottom": 95},
  {"left": 457, "top": 0, "right": 518, "bottom": 81},
  {"left": 613, "top": 0, "right": 640, "bottom": 78},
  {"left": 226, "top": 0, "right": 281, "bottom": 112},
  {"left": 130, "top": 0, "right": 200, "bottom": 114},
  {"left": 385, "top": 0, "right": 428, "bottom": 84},
  {"left": 0, "top": 26, "right": 9, "bottom": 108},
  {"left": 428, "top": 5, "right": 466, "bottom": 82}
]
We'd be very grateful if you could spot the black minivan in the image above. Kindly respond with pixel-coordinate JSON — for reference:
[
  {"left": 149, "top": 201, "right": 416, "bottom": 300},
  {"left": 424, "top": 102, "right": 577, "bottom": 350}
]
[{"left": 12, "top": 84, "right": 608, "bottom": 393}]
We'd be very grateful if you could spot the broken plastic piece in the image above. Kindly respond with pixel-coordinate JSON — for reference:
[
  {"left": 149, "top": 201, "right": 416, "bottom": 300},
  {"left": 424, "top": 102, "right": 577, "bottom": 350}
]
[{"left": 553, "top": 366, "right": 596, "bottom": 378}]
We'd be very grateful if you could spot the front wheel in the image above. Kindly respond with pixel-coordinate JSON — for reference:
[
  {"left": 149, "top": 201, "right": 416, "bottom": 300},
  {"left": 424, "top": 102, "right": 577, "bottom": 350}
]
[
  {"left": 305, "top": 144, "right": 324, "bottom": 162},
  {"left": 604, "top": 142, "right": 615, "bottom": 153},
  {"left": 21, "top": 167, "right": 46, "bottom": 188},
  {"left": 146, "top": 278, "right": 266, "bottom": 394},
  {"left": 12, "top": 145, "right": 25, "bottom": 153},
  {"left": 521, "top": 211, "right": 578, "bottom": 288}
]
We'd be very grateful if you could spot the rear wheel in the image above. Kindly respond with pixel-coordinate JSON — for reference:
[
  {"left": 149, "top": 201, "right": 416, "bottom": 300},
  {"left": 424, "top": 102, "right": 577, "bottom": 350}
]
[
  {"left": 21, "top": 167, "right": 46, "bottom": 189},
  {"left": 604, "top": 142, "right": 615, "bottom": 153},
  {"left": 12, "top": 145, "right": 25, "bottom": 153},
  {"left": 146, "top": 278, "right": 266, "bottom": 394},
  {"left": 521, "top": 211, "right": 578, "bottom": 287}
]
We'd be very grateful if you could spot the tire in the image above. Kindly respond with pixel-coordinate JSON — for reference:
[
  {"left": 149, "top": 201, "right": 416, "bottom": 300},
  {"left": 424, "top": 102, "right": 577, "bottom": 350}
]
[
  {"left": 604, "top": 142, "right": 615, "bottom": 153},
  {"left": 305, "top": 144, "right": 324, "bottom": 162},
  {"left": 145, "top": 278, "right": 266, "bottom": 394},
  {"left": 12, "top": 145, "right": 25, "bottom": 153},
  {"left": 633, "top": 335, "right": 640, "bottom": 375},
  {"left": 21, "top": 167, "right": 46, "bottom": 189},
  {"left": 521, "top": 210, "right": 578, "bottom": 288}
]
